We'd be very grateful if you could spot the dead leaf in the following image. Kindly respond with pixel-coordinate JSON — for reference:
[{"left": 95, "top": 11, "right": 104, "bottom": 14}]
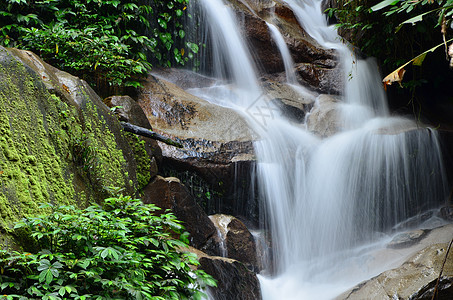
[
  {"left": 62, "top": 84, "right": 71, "bottom": 94},
  {"left": 382, "top": 67, "right": 406, "bottom": 88}
]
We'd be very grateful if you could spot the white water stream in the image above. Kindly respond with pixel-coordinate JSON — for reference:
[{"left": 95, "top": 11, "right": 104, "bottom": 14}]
[{"left": 190, "top": 0, "right": 448, "bottom": 299}]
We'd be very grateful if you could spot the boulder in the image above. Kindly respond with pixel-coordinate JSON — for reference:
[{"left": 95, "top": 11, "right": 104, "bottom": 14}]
[
  {"left": 387, "top": 229, "right": 429, "bottom": 249},
  {"left": 340, "top": 243, "right": 453, "bottom": 299},
  {"left": 103, "top": 95, "right": 162, "bottom": 181},
  {"left": 338, "top": 224, "right": 453, "bottom": 300},
  {"left": 306, "top": 94, "right": 343, "bottom": 137},
  {"left": 261, "top": 78, "right": 316, "bottom": 123},
  {"left": 209, "top": 214, "right": 260, "bottom": 272},
  {"left": 295, "top": 62, "right": 343, "bottom": 95},
  {"left": 223, "top": 0, "right": 341, "bottom": 94},
  {"left": 137, "top": 75, "right": 258, "bottom": 218},
  {"left": 142, "top": 175, "right": 218, "bottom": 253},
  {"left": 228, "top": 0, "right": 337, "bottom": 74},
  {"left": 199, "top": 255, "right": 262, "bottom": 300},
  {"left": 0, "top": 46, "right": 150, "bottom": 232}
]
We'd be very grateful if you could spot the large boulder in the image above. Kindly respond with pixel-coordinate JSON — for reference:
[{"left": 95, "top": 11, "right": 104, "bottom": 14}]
[
  {"left": 137, "top": 75, "right": 258, "bottom": 218},
  {"left": 142, "top": 175, "right": 218, "bottom": 253},
  {"left": 0, "top": 46, "right": 151, "bottom": 232},
  {"left": 209, "top": 214, "right": 260, "bottom": 272},
  {"left": 200, "top": 255, "right": 262, "bottom": 300}
]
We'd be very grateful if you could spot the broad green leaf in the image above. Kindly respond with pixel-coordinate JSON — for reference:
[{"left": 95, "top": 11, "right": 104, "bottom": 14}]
[{"left": 370, "top": 0, "right": 399, "bottom": 11}]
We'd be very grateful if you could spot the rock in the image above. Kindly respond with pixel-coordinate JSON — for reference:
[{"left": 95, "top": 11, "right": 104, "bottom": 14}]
[
  {"left": 199, "top": 255, "right": 262, "bottom": 300},
  {"left": 339, "top": 230, "right": 453, "bottom": 300},
  {"left": 295, "top": 62, "right": 343, "bottom": 94},
  {"left": 150, "top": 68, "right": 217, "bottom": 90},
  {"left": 227, "top": 0, "right": 337, "bottom": 75},
  {"left": 409, "top": 276, "right": 453, "bottom": 299},
  {"left": 306, "top": 94, "right": 343, "bottom": 137},
  {"left": 103, "top": 95, "right": 162, "bottom": 179},
  {"left": 209, "top": 214, "right": 260, "bottom": 272},
  {"left": 440, "top": 206, "right": 453, "bottom": 222},
  {"left": 142, "top": 175, "right": 218, "bottom": 253},
  {"left": 227, "top": 217, "right": 260, "bottom": 272},
  {"left": 261, "top": 78, "right": 316, "bottom": 123},
  {"left": 387, "top": 229, "right": 429, "bottom": 249},
  {"left": 137, "top": 75, "right": 258, "bottom": 219},
  {"left": 0, "top": 46, "right": 151, "bottom": 231},
  {"left": 103, "top": 95, "right": 153, "bottom": 128}
]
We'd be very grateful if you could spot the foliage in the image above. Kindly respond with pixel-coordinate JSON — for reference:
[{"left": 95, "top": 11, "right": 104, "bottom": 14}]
[
  {"left": 326, "top": 0, "right": 452, "bottom": 96},
  {"left": 0, "top": 196, "right": 215, "bottom": 299},
  {"left": 0, "top": 0, "right": 199, "bottom": 91}
]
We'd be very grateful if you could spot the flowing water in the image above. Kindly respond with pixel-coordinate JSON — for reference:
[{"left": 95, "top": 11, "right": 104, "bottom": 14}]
[{"left": 188, "top": 0, "right": 449, "bottom": 298}]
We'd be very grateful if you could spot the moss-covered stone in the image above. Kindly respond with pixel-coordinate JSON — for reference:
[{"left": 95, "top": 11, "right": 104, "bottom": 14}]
[
  {"left": 125, "top": 132, "right": 152, "bottom": 191},
  {"left": 0, "top": 46, "right": 149, "bottom": 233},
  {"left": 0, "top": 51, "right": 74, "bottom": 230}
]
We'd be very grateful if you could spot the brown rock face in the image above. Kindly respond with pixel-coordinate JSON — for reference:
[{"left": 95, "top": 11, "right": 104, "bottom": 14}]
[
  {"left": 209, "top": 214, "right": 260, "bottom": 272},
  {"left": 199, "top": 256, "right": 262, "bottom": 300},
  {"left": 137, "top": 75, "right": 258, "bottom": 219},
  {"left": 225, "top": 0, "right": 341, "bottom": 93},
  {"left": 226, "top": 217, "right": 260, "bottom": 272},
  {"left": 142, "top": 176, "right": 217, "bottom": 252}
]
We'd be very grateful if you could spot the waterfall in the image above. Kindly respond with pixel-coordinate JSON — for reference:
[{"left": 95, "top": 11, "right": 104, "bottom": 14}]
[
  {"left": 266, "top": 22, "right": 298, "bottom": 84},
  {"left": 188, "top": 0, "right": 448, "bottom": 298}
]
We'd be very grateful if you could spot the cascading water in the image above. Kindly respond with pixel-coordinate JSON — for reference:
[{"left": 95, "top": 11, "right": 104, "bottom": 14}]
[{"left": 186, "top": 0, "right": 448, "bottom": 298}]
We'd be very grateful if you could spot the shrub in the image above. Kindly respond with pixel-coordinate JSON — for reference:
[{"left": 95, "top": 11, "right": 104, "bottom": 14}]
[
  {"left": 0, "top": 195, "right": 215, "bottom": 299},
  {"left": 0, "top": 0, "right": 198, "bottom": 91}
]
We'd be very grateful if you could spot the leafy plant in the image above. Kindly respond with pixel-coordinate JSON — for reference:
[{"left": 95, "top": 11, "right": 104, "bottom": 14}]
[
  {"left": 0, "top": 0, "right": 199, "bottom": 92},
  {"left": 0, "top": 196, "right": 215, "bottom": 299}
]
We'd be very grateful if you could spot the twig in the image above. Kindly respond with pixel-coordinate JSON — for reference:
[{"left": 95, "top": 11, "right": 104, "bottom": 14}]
[{"left": 431, "top": 237, "right": 453, "bottom": 300}]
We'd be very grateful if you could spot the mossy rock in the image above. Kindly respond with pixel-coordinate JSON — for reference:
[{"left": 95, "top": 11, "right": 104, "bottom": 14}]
[{"left": 0, "top": 46, "right": 155, "bottom": 233}]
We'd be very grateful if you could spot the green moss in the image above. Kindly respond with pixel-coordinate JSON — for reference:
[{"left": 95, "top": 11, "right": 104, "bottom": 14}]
[
  {"left": 81, "top": 101, "right": 129, "bottom": 193},
  {"left": 0, "top": 61, "right": 75, "bottom": 230},
  {"left": 125, "top": 132, "right": 151, "bottom": 191}
]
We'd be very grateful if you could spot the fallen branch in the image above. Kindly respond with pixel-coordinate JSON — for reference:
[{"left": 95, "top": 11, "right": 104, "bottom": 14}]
[
  {"left": 431, "top": 237, "right": 453, "bottom": 300},
  {"left": 120, "top": 122, "right": 183, "bottom": 148}
]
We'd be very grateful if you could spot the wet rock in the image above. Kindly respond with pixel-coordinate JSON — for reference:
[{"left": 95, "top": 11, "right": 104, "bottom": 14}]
[
  {"left": 210, "top": 214, "right": 260, "bottom": 272},
  {"left": 339, "top": 243, "right": 453, "bottom": 299},
  {"left": 440, "top": 206, "right": 453, "bottom": 221},
  {"left": 199, "top": 255, "right": 262, "bottom": 300},
  {"left": 409, "top": 276, "right": 453, "bottom": 299},
  {"left": 261, "top": 78, "right": 316, "bottom": 123},
  {"left": 228, "top": 0, "right": 337, "bottom": 73},
  {"left": 306, "top": 94, "right": 343, "bottom": 137},
  {"left": 387, "top": 229, "right": 429, "bottom": 249},
  {"left": 103, "top": 95, "right": 152, "bottom": 128},
  {"left": 137, "top": 75, "right": 258, "bottom": 218},
  {"left": 295, "top": 62, "right": 343, "bottom": 95},
  {"left": 227, "top": 217, "right": 260, "bottom": 272},
  {"left": 142, "top": 175, "right": 217, "bottom": 252}
]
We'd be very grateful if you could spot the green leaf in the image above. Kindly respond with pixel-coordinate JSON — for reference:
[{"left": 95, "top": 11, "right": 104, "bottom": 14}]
[{"left": 371, "top": 0, "right": 399, "bottom": 11}]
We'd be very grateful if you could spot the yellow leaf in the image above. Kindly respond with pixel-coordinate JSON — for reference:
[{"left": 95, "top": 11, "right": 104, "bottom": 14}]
[
  {"left": 181, "top": 48, "right": 185, "bottom": 56},
  {"left": 56, "top": 44, "right": 58, "bottom": 54}
]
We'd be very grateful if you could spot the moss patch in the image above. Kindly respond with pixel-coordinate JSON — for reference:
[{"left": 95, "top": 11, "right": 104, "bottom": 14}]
[
  {"left": 125, "top": 132, "right": 151, "bottom": 191},
  {"left": 0, "top": 59, "right": 74, "bottom": 230}
]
